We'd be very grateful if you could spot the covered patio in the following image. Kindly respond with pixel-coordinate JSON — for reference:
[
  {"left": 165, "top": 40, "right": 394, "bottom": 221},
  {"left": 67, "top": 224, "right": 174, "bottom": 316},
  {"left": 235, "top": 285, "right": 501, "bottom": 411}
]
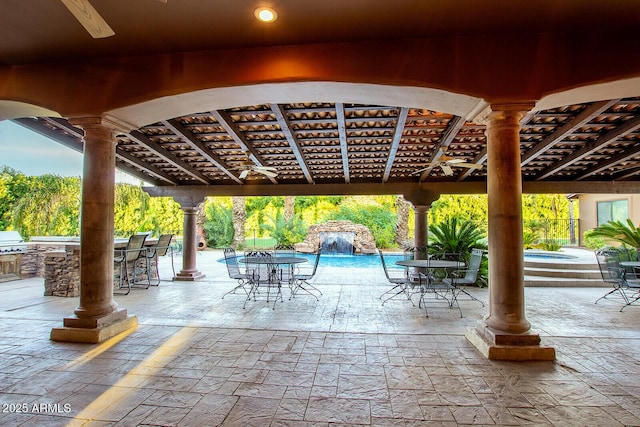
[
  {"left": 1, "top": 251, "right": 638, "bottom": 425},
  {"left": 2, "top": 1, "right": 640, "bottom": 363}
]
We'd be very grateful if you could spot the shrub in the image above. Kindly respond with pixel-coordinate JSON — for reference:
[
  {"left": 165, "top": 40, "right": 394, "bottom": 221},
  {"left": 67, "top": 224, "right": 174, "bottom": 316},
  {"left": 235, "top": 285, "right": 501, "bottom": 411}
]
[{"left": 203, "top": 204, "right": 234, "bottom": 247}]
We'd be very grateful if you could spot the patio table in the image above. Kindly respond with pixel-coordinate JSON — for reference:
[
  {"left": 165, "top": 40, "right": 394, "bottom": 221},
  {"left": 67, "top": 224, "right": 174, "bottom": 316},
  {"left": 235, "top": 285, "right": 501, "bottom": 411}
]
[{"left": 395, "top": 259, "right": 464, "bottom": 269}]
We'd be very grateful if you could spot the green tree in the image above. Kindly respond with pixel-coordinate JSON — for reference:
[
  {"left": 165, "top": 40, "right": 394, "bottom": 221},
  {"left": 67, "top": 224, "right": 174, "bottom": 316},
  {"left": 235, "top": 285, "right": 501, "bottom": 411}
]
[
  {"left": 328, "top": 197, "right": 396, "bottom": 248},
  {"left": 10, "top": 174, "right": 81, "bottom": 238},
  {"left": 588, "top": 219, "right": 640, "bottom": 253},
  {"left": 260, "top": 212, "right": 306, "bottom": 246},
  {"left": 0, "top": 167, "right": 30, "bottom": 230},
  {"left": 203, "top": 201, "right": 234, "bottom": 247},
  {"left": 428, "top": 217, "right": 487, "bottom": 254}
]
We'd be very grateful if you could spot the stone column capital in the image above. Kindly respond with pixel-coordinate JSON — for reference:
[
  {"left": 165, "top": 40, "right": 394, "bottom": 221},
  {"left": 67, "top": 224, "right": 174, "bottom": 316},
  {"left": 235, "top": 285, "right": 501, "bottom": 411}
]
[
  {"left": 402, "top": 191, "right": 439, "bottom": 207},
  {"left": 68, "top": 116, "right": 129, "bottom": 137},
  {"left": 174, "top": 196, "right": 207, "bottom": 210}
]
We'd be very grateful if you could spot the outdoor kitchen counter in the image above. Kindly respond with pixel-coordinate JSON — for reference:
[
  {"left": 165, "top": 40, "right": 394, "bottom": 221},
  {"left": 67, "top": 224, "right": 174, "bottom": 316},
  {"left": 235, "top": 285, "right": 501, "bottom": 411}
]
[{"left": 26, "top": 236, "right": 157, "bottom": 297}]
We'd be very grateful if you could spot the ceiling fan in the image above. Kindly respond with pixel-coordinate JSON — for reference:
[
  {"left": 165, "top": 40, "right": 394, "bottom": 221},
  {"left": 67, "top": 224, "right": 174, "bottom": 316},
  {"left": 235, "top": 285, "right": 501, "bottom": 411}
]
[
  {"left": 231, "top": 152, "right": 278, "bottom": 179},
  {"left": 411, "top": 155, "right": 483, "bottom": 176},
  {"left": 60, "top": 0, "right": 167, "bottom": 39}
]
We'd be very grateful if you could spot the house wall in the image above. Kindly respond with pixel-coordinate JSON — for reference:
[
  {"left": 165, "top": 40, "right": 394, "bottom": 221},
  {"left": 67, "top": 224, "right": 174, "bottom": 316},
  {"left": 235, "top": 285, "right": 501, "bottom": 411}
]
[{"left": 578, "top": 194, "right": 640, "bottom": 245}]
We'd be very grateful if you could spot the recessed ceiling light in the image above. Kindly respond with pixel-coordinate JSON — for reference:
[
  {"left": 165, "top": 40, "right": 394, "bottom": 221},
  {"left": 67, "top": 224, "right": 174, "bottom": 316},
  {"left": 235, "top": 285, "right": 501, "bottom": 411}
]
[{"left": 254, "top": 7, "right": 278, "bottom": 23}]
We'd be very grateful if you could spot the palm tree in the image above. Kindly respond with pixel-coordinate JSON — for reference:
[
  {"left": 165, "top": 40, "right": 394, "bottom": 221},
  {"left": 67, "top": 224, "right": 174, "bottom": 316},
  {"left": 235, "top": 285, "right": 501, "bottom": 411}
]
[
  {"left": 428, "top": 217, "right": 486, "bottom": 255},
  {"left": 589, "top": 219, "right": 640, "bottom": 253}
]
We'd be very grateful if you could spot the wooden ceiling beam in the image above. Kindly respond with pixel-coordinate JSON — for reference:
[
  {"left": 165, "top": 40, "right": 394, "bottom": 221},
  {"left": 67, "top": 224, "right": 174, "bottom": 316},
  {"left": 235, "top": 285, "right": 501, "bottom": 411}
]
[
  {"left": 382, "top": 107, "right": 409, "bottom": 183},
  {"left": 14, "top": 118, "right": 169, "bottom": 185},
  {"left": 521, "top": 99, "right": 619, "bottom": 166},
  {"left": 536, "top": 115, "right": 640, "bottom": 180},
  {"left": 114, "top": 150, "right": 177, "bottom": 185},
  {"left": 419, "top": 115, "right": 465, "bottom": 182},
  {"left": 574, "top": 143, "right": 640, "bottom": 180},
  {"left": 335, "top": 103, "right": 351, "bottom": 184},
  {"left": 209, "top": 109, "right": 278, "bottom": 184},
  {"left": 270, "top": 104, "right": 314, "bottom": 184},
  {"left": 127, "top": 131, "right": 212, "bottom": 184},
  {"left": 162, "top": 119, "right": 243, "bottom": 184}
]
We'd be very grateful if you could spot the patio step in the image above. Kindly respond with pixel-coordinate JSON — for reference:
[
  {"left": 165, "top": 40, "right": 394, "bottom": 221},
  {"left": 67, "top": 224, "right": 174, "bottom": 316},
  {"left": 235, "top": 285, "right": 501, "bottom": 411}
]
[{"left": 523, "top": 256, "right": 605, "bottom": 287}]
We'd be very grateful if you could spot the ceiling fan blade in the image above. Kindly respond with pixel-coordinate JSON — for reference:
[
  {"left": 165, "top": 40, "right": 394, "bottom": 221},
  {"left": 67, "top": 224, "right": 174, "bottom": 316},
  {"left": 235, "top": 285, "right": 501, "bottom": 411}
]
[
  {"left": 440, "top": 164, "right": 454, "bottom": 176},
  {"left": 453, "top": 162, "right": 483, "bottom": 169},
  {"left": 257, "top": 169, "right": 278, "bottom": 178},
  {"left": 409, "top": 167, "right": 430, "bottom": 175},
  {"left": 255, "top": 166, "right": 278, "bottom": 171},
  {"left": 239, "top": 170, "right": 249, "bottom": 179},
  {"left": 60, "top": 0, "right": 115, "bottom": 38}
]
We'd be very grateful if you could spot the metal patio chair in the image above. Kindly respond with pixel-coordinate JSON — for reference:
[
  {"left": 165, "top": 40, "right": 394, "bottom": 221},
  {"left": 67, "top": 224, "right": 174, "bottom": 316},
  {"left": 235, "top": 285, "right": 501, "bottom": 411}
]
[
  {"left": 145, "top": 233, "right": 175, "bottom": 285},
  {"left": 291, "top": 250, "right": 322, "bottom": 300},
  {"left": 222, "top": 247, "right": 256, "bottom": 303},
  {"left": 113, "top": 233, "right": 149, "bottom": 295},
  {"left": 379, "top": 249, "right": 414, "bottom": 305},
  {"left": 595, "top": 249, "right": 640, "bottom": 311},
  {"left": 418, "top": 252, "right": 463, "bottom": 317},
  {"left": 243, "top": 250, "right": 283, "bottom": 309},
  {"left": 442, "top": 248, "right": 486, "bottom": 306}
]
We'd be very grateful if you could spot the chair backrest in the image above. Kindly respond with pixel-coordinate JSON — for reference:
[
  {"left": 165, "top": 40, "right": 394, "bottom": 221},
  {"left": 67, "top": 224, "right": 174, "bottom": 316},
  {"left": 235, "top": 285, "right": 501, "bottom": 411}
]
[
  {"left": 223, "top": 247, "right": 243, "bottom": 279},
  {"left": 244, "top": 251, "right": 273, "bottom": 283},
  {"left": 463, "top": 249, "right": 484, "bottom": 282},
  {"left": 125, "top": 234, "right": 148, "bottom": 262},
  {"left": 154, "top": 234, "right": 174, "bottom": 257},
  {"left": 309, "top": 250, "right": 322, "bottom": 276},
  {"left": 595, "top": 249, "right": 625, "bottom": 284},
  {"left": 274, "top": 244, "right": 295, "bottom": 257},
  {"left": 378, "top": 249, "right": 392, "bottom": 280}
]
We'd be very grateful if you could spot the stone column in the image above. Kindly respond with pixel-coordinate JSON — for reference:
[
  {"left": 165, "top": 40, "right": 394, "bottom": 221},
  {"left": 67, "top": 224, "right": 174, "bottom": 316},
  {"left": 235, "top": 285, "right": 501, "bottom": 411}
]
[
  {"left": 413, "top": 205, "right": 429, "bottom": 260},
  {"left": 51, "top": 117, "right": 137, "bottom": 343},
  {"left": 403, "top": 192, "right": 439, "bottom": 260},
  {"left": 465, "top": 104, "right": 555, "bottom": 361},
  {"left": 175, "top": 197, "right": 206, "bottom": 281}
]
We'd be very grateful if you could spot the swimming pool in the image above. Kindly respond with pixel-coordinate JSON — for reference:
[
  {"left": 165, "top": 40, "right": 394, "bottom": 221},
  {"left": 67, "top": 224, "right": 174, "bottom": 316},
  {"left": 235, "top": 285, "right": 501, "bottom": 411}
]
[
  {"left": 220, "top": 253, "right": 404, "bottom": 269},
  {"left": 523, "top": 251, "right": 577, "bottom": 260},
  {"left": 220, "top": 250, "right": 575, "bottom": 269}
]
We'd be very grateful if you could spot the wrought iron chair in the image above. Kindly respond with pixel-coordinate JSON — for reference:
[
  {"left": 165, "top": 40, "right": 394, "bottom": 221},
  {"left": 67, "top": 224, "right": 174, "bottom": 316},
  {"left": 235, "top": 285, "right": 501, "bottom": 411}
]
[
  {"left": 418, "top": 252, "right": 463, "bottom": 317},
  {"left": 113, "top": 234, "right": 149, "bottom": 295},
  {"left": 145, "top": 234, "right": 175, "bottom": 285},
  {"left": 222, "top": 247, "right": 256, "bottom": 304},
  {"left": 243, "top": 250, "right": 282, "bottom": 309},
  {"left": 442, "top": 248, "right": 486, "bottom": 306},
  {"left": 274, "top": 244, "right": 297, "bottom": 292},
  {"left": 291, "top": 250, "right": 322, "bottom": 300},
  {"left": 595, "top": 249, "right": 640, "bottom": 311},
  {"left": 379, "top": 249, "right": 414, "bottom": 305}
]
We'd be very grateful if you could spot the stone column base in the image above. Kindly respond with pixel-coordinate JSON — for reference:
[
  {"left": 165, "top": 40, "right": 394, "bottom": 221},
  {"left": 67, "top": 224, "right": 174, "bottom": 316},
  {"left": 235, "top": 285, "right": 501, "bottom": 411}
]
[
  {"left": 50, "top": 308, "right": 138, "bottom": 344},
  {"left": 466, "top": 324, "right": 555, "bottom": 361},
  {"left": 174, "top": 270, "right": 205, "bottom": 281}
]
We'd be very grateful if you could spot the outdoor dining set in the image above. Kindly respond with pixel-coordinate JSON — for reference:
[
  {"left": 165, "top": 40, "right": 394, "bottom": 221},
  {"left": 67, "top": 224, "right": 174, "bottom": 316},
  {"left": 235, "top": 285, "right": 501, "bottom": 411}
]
[
  {"left": 113, "top": 233, "right": 176, "bottom": 295},
  {"left": 222, "top": 246, "right": 322, "bottom": 309},
  {"left": 595, "top": 248, "right": 640, "bottom": 311},
  {"left": 221, "top": 243, "right": 487, "bottom": 315},
  {"left": 379, "top": 248, "right": 486, "bottom": 317}
]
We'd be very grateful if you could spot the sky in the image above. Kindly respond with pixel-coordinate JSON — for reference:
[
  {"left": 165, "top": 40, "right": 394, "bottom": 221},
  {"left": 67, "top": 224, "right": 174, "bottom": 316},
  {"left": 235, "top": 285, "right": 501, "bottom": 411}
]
[{"left": 0, "top": 120, "right": 144, "bottom": 184}]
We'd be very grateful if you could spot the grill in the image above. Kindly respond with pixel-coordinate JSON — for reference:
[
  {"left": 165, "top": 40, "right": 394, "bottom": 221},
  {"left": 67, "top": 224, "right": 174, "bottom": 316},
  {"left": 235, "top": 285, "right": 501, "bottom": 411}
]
[
  {"left": 0, "top": 231, "right": 26, "bottom": 283},
  {"left": 0, "top": 231, "right": 27, "bottom": 254}
]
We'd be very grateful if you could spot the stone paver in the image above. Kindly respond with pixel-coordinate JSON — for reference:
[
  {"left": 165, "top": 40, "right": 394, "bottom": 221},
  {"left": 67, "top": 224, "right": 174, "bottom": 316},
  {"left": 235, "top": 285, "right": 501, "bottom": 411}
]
[{"left": 0, "top": 249, "right": 638, "bottom": 426}]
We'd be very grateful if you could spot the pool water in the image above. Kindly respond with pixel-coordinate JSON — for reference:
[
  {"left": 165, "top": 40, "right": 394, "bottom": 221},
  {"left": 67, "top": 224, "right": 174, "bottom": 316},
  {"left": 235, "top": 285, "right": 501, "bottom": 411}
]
[
  {"left": 523, "top": 251, "right": 576, "bottom": 260},
  {"left": 220, "top": 253, "right": 405, "bottom": 269}
]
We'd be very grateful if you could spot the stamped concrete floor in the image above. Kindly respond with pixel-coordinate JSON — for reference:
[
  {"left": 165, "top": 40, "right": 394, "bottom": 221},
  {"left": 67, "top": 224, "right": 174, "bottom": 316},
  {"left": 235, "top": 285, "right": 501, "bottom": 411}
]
[{"left": 0, "top": 249, "right": 639, "bottom": 426}]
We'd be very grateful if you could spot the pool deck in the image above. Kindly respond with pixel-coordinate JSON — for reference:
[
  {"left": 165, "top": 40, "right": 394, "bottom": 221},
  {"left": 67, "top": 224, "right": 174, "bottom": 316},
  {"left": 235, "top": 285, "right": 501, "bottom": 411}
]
[{"left": 0, "top": 248, "right": 638, "bottom": 426}]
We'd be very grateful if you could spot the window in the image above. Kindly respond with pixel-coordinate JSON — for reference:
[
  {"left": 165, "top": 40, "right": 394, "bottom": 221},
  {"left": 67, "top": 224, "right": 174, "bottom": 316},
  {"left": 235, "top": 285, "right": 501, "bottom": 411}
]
[{"left": 597, "top": 200, "right": 628, "bottom": 226}]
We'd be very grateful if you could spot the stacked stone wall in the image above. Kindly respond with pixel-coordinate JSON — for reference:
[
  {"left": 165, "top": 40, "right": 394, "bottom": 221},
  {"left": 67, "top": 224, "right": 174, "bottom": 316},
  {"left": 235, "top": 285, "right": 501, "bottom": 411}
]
[
  {"left": 295, "top": 220, "right": 377, "bottom": 254},
  {"left": 43, "top": 248, "right": 80, "bottom": 297}
]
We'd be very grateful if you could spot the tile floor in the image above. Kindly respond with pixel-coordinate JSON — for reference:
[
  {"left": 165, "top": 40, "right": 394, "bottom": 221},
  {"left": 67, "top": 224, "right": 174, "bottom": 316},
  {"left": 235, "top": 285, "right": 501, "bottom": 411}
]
[{"left": 0, "top": 249, "right": 639, "bottom": 426}]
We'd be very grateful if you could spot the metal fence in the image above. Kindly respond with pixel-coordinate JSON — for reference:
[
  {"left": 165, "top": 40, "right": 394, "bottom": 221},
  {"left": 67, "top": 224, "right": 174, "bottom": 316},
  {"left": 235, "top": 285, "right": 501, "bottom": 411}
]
[{"left": 524, "top": 219, "right": 579, "bottom": 246}]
